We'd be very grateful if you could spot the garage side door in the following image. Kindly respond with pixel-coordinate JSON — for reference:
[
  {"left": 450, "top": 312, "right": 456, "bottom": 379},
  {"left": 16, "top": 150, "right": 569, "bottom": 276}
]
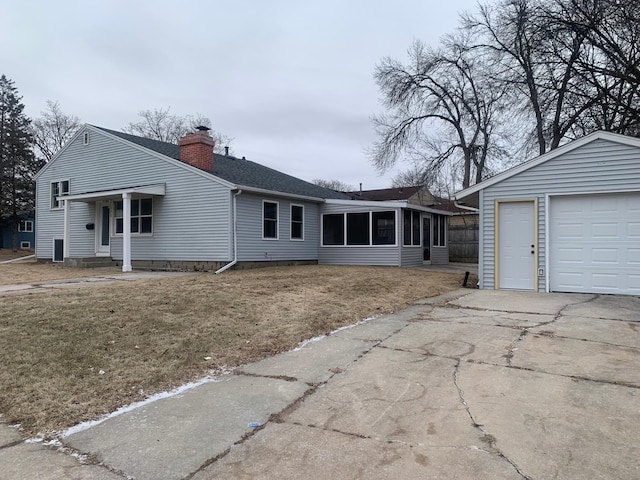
[{"left": 550, "top": 192, "right": 640, "bottom": 295}]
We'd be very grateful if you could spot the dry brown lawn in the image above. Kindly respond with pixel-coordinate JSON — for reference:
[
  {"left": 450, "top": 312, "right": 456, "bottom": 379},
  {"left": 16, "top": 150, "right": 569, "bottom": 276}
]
[
  {"left": 0, "top": 264, "right": 469, "bottom": 438},
  {"left": 0, "top": 254, "right": 121, "bottom": 285}
]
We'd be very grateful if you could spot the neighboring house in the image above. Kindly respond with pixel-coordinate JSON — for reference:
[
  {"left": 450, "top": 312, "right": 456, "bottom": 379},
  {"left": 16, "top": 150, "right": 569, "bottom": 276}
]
[
  {"left": 0, "top": 210, "right": 35, "bottom": 250},
  {"left": 346, "top": 186, "right": 477, "bottom": 263},
  {"left": 34, "top": 125, "right": 452, "bottom": 271},
  {"left": 455, "top": 131, "right": 640, "bottom": 296}
]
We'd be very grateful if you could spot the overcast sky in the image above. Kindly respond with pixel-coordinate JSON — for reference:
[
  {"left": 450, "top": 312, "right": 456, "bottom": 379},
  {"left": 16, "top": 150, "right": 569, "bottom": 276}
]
[{"left": 3, "top": 0, "right": 478, "bottom": 189}]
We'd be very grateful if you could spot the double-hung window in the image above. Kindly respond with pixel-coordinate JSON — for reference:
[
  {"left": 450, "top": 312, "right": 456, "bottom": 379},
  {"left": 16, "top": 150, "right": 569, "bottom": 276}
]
[
  {"left": 403, "top": 210, "right": 421, "bottom": 246},
  {"left": 114, "top": 198, "right": 153, "bottom": 234},
  {"left": 18, "top": 220, "right": 34, "bottom": 232},
  {"left": 263, "top": 201, "right": 278, "bottom": 239},
  {"left": 50, "top": 180, "right": 70, "bottom": 208},
  {"left": 290, "top": 204, "right": 304, "bottom": 240}
]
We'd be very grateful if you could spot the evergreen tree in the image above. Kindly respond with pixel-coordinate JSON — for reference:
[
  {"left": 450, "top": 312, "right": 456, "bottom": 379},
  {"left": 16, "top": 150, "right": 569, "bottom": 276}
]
[{"left": 0, "top": 74, "right": 42, "bottom": 251}]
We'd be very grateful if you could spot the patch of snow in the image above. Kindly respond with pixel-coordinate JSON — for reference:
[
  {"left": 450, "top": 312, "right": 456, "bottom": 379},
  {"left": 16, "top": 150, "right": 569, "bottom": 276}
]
[
  {"left": 292, "top": 334, "right": 326, "bottom": 351},
  {"left": 329, "top": 315, "right": 378, "bottom": 334},
  {"left": 291, "top": 314, "right": 380, "bottom": 352},
  {"left": 61, "top": 367, "right": 235, "bottom": 438}
]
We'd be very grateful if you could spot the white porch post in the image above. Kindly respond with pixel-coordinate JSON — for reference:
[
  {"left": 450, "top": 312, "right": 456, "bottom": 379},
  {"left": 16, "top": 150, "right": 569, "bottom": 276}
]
[
  {"left": 63, "top": 199, "right": 70, "bottom": 260},
  {"left": 122, "top": 192, "right": 132, "bottom": 272}
]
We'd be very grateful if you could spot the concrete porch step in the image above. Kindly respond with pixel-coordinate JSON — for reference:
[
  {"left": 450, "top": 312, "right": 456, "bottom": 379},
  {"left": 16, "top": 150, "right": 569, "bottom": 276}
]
[{"left": 64, "top": 257, "right": 119, "bottom": 268}]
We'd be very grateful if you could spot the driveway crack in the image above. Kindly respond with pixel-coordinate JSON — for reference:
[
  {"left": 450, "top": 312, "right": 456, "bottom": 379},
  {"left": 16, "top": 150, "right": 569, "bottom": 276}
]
[
  {"left": 453, "top": 360, "right": 532, "bottom": 480},
  {"left": 505, "top": 329, "right": 529, "bottom": 366}
]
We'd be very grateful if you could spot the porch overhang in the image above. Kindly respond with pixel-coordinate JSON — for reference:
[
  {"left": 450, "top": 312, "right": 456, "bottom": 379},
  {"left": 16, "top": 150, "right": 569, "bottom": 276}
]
[
  {"left": 58, "top": 183, "right": 166, "bottom": 203},
  {"left": 59, "top": 183, "right": 165, "bottom": 273}
]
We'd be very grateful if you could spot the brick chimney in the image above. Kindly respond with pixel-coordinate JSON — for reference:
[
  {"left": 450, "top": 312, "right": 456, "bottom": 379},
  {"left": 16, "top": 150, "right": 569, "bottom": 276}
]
[{"left": 178, "top": 126, "right": 215, "bottom": 170}]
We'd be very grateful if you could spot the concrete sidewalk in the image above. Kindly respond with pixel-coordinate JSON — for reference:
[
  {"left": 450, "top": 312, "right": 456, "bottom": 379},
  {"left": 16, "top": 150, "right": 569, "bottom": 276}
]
[{"left": 1, "top": 289, "right": 638, "bottom": 479}]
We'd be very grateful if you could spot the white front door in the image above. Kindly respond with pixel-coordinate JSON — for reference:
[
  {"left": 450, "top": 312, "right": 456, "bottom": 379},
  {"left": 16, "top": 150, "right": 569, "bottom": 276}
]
[
  {"left": 96, "top": 202, "right": 111, "bottom": 256},
  {"left": 498, "top": 201, "right": 535, "bottom": 290}
]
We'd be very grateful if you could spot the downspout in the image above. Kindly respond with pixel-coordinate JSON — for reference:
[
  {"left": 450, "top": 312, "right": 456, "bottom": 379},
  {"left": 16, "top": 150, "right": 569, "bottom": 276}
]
[{"left": 215, "top": 189, "right": 242, "bottom": 274}]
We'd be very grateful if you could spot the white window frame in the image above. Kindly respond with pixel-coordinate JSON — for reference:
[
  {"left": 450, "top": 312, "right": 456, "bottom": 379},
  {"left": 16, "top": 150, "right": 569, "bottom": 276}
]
[
  {"left": 262, "top": 200, "right": 279, "bottom": 240},
  {"left": 321, "top": 210, "right": 397, "bottom": 247},
  {"left": 403, "top": 210, "right": 421, "bottom": 247},
  {"left": 20, "top": 241, "right": 31, "bottom": 249},
  {"left": 18, "top": 220, "right": 34, "bottom": 232},
  {"left": 50, "top": 180, "right": 70, "bottom": 209},
  {"left": 433, "top": 214, "right": 447, "bottom": 247},
  {"left": 290, "top": 204, "right": 304, "bottom": 241},
  {"left": 83, "top": 131, "right": 89, "bottom": 145},
  {"left": 113, "top": 197, "right": 153, "bottom": 236}
]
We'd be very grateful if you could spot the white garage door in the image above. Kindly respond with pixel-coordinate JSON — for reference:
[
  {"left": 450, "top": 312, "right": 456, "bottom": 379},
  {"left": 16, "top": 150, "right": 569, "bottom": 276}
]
[{"left": 550, "top": 192, "right": 640, "bottom": 295}]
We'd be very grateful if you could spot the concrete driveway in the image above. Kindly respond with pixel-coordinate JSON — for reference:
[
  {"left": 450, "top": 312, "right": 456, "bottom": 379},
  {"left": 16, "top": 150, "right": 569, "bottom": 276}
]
[{"left": 1, "top": 289, "right": 638, "bottom": 479}]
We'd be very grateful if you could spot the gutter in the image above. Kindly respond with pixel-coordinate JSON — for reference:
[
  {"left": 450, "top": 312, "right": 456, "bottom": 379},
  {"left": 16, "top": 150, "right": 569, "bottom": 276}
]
[
  {"left": 453, "top": 200, "right": 479, "bottom": 212},
  {"left": 215, "top": 189, "right": 242, "bottom": 274}
]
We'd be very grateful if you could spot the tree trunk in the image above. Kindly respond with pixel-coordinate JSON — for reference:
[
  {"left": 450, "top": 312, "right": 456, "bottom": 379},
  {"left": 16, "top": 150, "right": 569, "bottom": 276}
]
[{"left": 11, "top": 217, "right": 18, "bottom": 252}]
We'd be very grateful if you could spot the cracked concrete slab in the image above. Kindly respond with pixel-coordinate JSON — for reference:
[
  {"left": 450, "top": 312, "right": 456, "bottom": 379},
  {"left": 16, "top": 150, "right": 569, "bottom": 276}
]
[
  {"left": 286, "top": 348, "right": 478, "bottom": 448},
  {"left": 191, "top": 422, "right": 523, "bottom": 480},
  {"left": 0, "top": 442, "right": 121, "bottom": 480},
  {"left": 330, "top": 316, "right": 408, "bottom": 342},
  {"left": 562, "top": 294, "right": 640, "bottom": 321},
  {"left": 450, "top": 290, "right": 594, "bottom": 314},
  {"left": 237, "top": 335, "right": 375, "bottom": 385},
  {"left": 512, "top": 333, "right": 640, "bottom": 386},
  {"left": 427, "top": 306, "right": 555, "bottom": 328},
  {"left": 381, "top": 321, "right": 521, "bottom": 365},
  {"left": 532, "top": 315, "right": 640, "bottom": 349},
  {"left": 458, "top": 362, "right": 640, "bottom": 480},
  {"left": 65, "top": 375, "right": 310, "bottom": 480}
]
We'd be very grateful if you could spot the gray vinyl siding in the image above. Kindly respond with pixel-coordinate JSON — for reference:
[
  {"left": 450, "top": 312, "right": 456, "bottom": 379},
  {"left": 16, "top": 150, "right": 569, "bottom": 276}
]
[
  {"left": 400, "top": 246, "right": 422, "bottom": 267},
  {"left": 318, "top": 203, "right": 401, "bottom": 266},
  {"left": 36, "top": 128, "right": 232, "bottom": 261},
  {"left": 481, "top": 138, "right": 640, "bottom": 291},
  {"left": 235, "top": 193, "right": 320, "bottom": 261},
  {"left": 431, "top": 246, "right": 449, "bottom": 265}
]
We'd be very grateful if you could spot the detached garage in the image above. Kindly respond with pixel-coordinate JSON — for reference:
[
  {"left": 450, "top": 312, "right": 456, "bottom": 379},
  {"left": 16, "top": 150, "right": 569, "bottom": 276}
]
[{"left": 455, "top": 131, "right": 640, "bottom": 296}]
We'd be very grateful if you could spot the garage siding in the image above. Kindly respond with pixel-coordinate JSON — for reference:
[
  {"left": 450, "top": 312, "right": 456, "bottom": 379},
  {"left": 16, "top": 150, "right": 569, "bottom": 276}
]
[{"left": 482, "top": 138, "right": 640, "bottom": 292}]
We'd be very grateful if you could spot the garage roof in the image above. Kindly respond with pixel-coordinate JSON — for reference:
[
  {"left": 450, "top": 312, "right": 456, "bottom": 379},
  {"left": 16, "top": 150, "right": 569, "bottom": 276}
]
[{"left": 454, "top": 131, "right": 640, "bottom": 207}]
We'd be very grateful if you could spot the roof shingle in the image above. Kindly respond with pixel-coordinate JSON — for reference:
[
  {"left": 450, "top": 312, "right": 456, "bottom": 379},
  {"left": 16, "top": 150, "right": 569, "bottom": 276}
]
[{"left": 94, "top": 126, "right": 348, "bottom": 200}]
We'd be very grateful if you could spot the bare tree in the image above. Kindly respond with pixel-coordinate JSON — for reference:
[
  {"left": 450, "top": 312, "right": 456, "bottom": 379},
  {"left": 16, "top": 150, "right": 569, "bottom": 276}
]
[
  {"left": 30, "top": 101, "right": 81, "bottom": 161},
  {"left": 371, "top": 33, "right": 510, "bottom": 189},
  {"left": 311, "top": 178, "right": 354, "bottom": 192},
  {"left": 124, "top": 107, "right": 233, "bottom": 155},
  {"left": 464, "top": 0, "right": 640, "bottom": 155}
]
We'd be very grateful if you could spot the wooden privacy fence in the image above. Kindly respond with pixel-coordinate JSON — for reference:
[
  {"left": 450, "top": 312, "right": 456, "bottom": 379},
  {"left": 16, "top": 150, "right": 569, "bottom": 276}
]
[{"left": 448, "top": 224, "right": 479, "bottom": 263}]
